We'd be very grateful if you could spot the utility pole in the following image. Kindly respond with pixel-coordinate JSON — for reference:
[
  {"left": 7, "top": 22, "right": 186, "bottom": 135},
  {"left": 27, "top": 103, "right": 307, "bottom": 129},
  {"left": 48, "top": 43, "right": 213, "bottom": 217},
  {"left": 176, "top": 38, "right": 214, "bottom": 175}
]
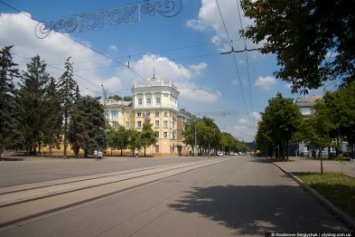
[{"left": 194, "top": 124, "right": 197, "bottom": 156}]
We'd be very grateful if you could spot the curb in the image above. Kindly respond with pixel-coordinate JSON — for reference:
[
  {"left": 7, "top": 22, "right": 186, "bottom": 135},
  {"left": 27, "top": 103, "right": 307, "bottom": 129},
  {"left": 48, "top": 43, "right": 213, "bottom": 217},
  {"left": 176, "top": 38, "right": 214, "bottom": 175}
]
[{"left": 273, "top": 163, "right": 355, "bottom": 231}]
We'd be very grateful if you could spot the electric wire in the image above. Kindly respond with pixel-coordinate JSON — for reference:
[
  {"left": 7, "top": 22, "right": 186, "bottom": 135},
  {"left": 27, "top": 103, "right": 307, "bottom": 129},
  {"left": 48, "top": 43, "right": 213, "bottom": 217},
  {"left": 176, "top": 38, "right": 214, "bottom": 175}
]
[
  {"left": 0, "top": 0, "right": 147, "bottom": 84},
  {"left": 215, "top": 0, "right": 248, "bottom": 116},
  {"left": 235, "top": 0, "right": 256, "bottom": 137}
]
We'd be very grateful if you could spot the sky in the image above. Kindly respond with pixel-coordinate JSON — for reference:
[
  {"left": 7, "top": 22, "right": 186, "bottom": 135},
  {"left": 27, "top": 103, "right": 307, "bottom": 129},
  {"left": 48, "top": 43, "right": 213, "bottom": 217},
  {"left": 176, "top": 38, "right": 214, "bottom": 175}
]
[{"left": 0, "top": 0, "right": 325, "bottom": 142}]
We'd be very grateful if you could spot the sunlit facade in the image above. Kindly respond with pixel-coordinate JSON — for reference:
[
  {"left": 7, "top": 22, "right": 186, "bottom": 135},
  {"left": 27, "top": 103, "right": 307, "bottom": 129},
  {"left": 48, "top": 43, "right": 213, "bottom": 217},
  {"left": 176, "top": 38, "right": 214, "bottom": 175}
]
[{"left": 101, "top": 75, "right": 181, "bottom": 155}]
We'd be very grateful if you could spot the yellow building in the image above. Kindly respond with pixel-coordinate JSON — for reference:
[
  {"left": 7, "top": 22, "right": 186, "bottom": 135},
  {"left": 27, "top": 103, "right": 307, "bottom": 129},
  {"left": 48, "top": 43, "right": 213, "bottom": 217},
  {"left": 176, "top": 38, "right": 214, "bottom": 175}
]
[{"left": 102, "top": 75, "right": 181, "bottom": 155}]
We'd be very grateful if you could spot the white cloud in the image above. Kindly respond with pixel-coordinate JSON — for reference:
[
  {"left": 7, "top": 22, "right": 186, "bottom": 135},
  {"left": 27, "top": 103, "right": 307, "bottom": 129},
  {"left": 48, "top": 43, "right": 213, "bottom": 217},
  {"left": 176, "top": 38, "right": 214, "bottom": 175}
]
[
  {"left": 128, "top": 54, "right": 219, "bottom": 103},
  {"left": 186, "top": 0, "right": 258, "bottom": 50},
  {"left": 0, "top": 12, "right": 110, "bottom": 95},
  {"left": 0, "top": 13, "right": 220, "bottom": 104},
  {"left": 232, "top": 112, "right": 261, "bottom": 142},
  {"left": 254, "top": 76, "right": 277, "bottom": 90},
  {"left": 189, "top": 62, "right": 207, "bottom": 76}
]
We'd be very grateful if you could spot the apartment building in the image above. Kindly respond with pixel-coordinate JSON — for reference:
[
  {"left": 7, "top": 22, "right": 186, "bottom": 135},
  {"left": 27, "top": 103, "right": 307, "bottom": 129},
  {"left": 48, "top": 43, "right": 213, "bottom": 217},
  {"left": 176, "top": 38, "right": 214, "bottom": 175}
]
[{"left": 102, "top": 75, "right": 184, "bottom": 155}]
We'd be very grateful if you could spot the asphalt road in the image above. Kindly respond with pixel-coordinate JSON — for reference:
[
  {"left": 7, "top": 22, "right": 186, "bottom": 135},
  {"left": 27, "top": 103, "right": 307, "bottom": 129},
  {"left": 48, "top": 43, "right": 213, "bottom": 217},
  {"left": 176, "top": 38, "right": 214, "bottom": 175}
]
[{"left": 0, "top": 156, "right": 350, "bottom": 236}]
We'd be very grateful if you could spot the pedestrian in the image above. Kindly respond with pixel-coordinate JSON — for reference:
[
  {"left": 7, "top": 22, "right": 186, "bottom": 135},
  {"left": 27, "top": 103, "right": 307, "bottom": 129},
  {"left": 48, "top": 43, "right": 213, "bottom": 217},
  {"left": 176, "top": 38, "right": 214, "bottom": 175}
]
[
  {"left": 97, "top": 150, "right": 102, "bottom": 160},
  {"left": 135, "top": 149, "right": 139, "bottom": 158},
  {"left": 94, "top": 149, "right": 98, "bottom": 160}
]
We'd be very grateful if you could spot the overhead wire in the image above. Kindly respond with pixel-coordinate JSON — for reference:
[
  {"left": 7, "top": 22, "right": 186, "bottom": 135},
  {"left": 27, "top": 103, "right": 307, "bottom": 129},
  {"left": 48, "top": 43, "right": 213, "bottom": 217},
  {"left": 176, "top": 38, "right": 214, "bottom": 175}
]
[
  {"left": 235, "top": 0, "right": 256, "bottom": 138},
  {"left": 0, "top": 0, "right": 147, "bottom": 84},
  {"left": 215, "top": 0, "right": 249, "bottom": 116}
]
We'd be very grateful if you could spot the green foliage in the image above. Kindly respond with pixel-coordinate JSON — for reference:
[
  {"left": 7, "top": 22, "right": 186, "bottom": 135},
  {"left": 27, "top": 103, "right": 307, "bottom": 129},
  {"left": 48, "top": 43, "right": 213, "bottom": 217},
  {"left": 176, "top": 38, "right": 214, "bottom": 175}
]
[
  {"left": 69, "top": 95, "right": 106, "bottom": 157},
  {"left": 296, "top": 100, "right": 335, "bottom": 157},
  {"left": 183, "top": 116, "right": 245, "bottom": 155},
  {"left": 16, "top": 55, "right": 55, "bottom": 155},
  {"left": 106, "top": 125, "right": 129, "bottom": 156},
  {"left": 241, "top": 0, "right": 355, "bottom": 94},
  {"left": 57, "top": 57, "right": 78, "bottom": 158},
  {"left": 257, "top": 92, "right": 303, "bottom": 159},
  {"left": 0, "top": 46, "right": 20, "bottom": 155},
  {"left": 108, "top": 95, "right": 122, "bottom": 101},
  {"left": 140, "top": 120, "right": 158, "bottom": 156}
]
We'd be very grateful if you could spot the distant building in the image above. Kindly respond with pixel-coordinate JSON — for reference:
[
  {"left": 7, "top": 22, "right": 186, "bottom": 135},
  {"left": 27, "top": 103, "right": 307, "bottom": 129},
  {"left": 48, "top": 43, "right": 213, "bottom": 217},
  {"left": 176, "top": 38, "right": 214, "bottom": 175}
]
[
  {"left": 294, "top": 95, "right": 348, "bottom": 158},
  {"left": 101, "top": 75, "right": 196, "bottom": 156},
  {"left": 177, "top": 109, "right": 198, "bottom": 156}
]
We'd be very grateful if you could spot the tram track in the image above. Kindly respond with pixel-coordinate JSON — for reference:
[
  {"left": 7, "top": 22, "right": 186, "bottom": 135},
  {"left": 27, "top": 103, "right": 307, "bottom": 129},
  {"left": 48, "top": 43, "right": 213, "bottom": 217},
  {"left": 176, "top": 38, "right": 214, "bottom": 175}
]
[{"left": 0, "top": 158, "right": 230, "bottom": 230}]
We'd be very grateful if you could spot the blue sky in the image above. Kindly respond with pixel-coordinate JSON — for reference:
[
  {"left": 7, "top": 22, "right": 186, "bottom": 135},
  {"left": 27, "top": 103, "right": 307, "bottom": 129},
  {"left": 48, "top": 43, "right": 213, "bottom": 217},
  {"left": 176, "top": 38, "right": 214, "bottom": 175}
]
[{"left": 0, "top": 0, "right": 324, "bottom": 142}]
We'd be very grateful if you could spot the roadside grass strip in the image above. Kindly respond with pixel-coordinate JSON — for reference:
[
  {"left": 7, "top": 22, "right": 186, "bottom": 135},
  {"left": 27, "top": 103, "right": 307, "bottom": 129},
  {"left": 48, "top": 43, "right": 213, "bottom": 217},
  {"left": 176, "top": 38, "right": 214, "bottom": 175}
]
[{"left": 295, "top": 172, "right": 355, "bottom": 219}]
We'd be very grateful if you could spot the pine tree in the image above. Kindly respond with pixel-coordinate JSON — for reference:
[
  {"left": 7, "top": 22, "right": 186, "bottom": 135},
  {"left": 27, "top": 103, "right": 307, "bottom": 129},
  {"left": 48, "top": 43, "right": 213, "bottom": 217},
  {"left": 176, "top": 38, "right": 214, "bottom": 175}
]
[
  {"left": 57, "top": 57, "right": 77, "bottom": 158},
  {"left": 0, "top": 46, "right": 20, "bottom": 158},
  {"left": 17, "top": 55, "right": 52, "bottom": 155}
]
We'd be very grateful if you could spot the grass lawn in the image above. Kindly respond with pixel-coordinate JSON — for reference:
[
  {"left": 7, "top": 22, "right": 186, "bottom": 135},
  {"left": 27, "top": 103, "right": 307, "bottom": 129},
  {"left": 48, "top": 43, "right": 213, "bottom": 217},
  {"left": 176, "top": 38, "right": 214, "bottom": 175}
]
[{"left": 295, "top": 172, "right": 355, "bottom": 219}]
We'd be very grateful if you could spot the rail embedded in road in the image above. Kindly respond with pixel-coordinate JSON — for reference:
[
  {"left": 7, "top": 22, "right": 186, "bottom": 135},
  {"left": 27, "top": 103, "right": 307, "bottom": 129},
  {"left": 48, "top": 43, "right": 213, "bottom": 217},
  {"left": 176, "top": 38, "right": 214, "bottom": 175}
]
[{"left": 0, "top": 158, "right": 230, "bottom": 230}]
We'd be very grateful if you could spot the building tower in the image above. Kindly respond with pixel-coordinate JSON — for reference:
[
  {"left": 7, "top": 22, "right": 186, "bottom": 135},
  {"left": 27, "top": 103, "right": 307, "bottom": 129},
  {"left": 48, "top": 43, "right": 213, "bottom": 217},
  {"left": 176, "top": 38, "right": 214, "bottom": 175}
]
[{"left": 131, "top": 75, "right": 179, "bottom": 155}]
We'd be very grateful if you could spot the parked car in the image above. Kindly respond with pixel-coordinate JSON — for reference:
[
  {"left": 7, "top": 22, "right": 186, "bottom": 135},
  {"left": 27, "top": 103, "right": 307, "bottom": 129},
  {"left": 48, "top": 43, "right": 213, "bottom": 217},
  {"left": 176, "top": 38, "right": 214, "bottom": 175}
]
[{"left": 217, "top": 151, "right": 224, "bottom": 156}]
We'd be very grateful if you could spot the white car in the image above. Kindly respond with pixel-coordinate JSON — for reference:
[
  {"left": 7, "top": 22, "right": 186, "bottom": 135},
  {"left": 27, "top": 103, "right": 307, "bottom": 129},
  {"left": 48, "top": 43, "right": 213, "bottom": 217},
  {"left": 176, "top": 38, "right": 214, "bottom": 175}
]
[{"left": 217, "top": 151, "right": 224, "bottom": 156}]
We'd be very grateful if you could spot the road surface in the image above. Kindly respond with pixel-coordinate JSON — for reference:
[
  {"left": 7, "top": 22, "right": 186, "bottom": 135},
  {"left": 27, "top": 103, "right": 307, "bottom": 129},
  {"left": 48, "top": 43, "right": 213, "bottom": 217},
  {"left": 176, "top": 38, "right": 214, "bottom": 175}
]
[{"left": 0, "top": 156, "right": 350, "bottom": 236}]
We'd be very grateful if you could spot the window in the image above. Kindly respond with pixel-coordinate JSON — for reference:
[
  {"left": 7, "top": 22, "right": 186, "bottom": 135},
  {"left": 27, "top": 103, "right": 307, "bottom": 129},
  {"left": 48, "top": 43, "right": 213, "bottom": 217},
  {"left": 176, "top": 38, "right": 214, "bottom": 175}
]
[
  {"left": 300, "top": 107, "right": 311, "bottom": 115},
  {"left": 164, "top": 111, "right": 168, "bottom": 117},
  {"left": 156, "top": 132, "right": 159, "bottom": 138},
  {"left": 155, "top": 111, "right": 159, "bottom": 117},
  {"left": 125, "top": 122, "right": 129, "bottom": 128},
  {"left": 137, "top": 121, "right": 141, "bottom": 128},
  {"left": 155, "top": 120, "right": 159, "bottom": 128},
  {"left": 164, "top": 120, "right": 168, "bottom": 128},
  {"left": 155, "top": 145, "right": 159, "bottom": 153},
  {"left": 138, "top": 98, "right": 142, "bottom": 105},
  {"left": 156, "top": 97, "right": 161, "bottom": 104},
  {"left": 164, "top": 132, "right": 168, "bottom": 138},
  {"left": 111, "top": 110, "right": 118, "bottom": 116},
  {"left": 147, "top": 98, "right": 151, "bottom": 104},
  {"left": 137, "top": 112, "right": 142, "bottom": 117}
]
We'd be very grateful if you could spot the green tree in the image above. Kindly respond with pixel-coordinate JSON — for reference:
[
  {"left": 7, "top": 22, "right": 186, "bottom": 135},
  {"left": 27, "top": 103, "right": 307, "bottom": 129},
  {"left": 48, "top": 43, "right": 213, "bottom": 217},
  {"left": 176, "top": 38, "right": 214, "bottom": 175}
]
[
  {"left": 257, "top": 92, "right": 303, "bottom": 160},
  {"left": 108, "top": 95, "right": 122, "bottom": 101},
  {"left": 0, "top": 46, "right": 20, "bottom": 157},
  {"left": 123, "top": 96, "right": 133, "bottom": 101},
  {"left": 42, "top": 78, "right": 63, "bottom": 154},
  {"left": 296, "top": 101, "right": 335, "bottom": 173},
  {"left": 106, "top": 125, "right": 129, "bottom": 156},
  {"left": 57, "top": 57, "right": 78, "bottom": 158},
  {"left": 241, "top": 0, "right": 355, "bottom": 93},
  {"left": 127, "top": 128, "right": 141, "bottom": 156},
  {"left": 17, "top": 55, "right": 53, "bottom": 155},
  {"left": 324, "top": 83, "right": 355, "bottom": 158},
  {"left": 69, "top": 95, "right": 106, "bottom": 158},
  {"left": 140, "top": 120, "right": 158, "bottom": 156}
]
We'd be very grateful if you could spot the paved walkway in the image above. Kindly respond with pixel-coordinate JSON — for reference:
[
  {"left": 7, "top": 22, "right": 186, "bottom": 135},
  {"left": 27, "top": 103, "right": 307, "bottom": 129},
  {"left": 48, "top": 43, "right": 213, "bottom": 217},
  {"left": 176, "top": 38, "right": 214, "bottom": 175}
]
[{"left": 273, "top": 156, "right": 355, "bottom": 177}]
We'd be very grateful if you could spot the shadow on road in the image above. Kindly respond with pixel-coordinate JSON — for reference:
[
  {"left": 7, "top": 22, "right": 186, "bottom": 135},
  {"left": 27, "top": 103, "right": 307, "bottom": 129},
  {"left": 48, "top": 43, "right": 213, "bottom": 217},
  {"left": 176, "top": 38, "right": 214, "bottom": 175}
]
[{"left": 169, "top": 185, "right": 347, "bottom": 235}]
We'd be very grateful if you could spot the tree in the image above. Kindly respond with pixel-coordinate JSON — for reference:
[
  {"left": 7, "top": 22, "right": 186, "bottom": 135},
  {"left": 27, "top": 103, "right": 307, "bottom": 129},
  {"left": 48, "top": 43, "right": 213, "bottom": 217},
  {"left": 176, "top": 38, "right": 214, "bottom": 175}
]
[
  {"left": 0, "top": 46, "right": 20, "bottom": 157},
  {"left": 108, "top": 95, "right": 122, "bottom": 101},
  {"left": 257, "top": 92, "right": 303, "bottom": 159},
  {"left": 57, "top": 57, "right": 78, "bottom": 158},
  {"left": 140, "top": 120, "right": 158, "bottom": 156},
  {"left": 69, "top": 95, "right": 106, "bottom": 157},
  {"left": 42, "top": 78, "right": 63, "bottom": 155},
  {"left": 17, "top": 55, "right": 53, "bottom": 155},
  {"left": 106, "top": 125, "right": 129, "bottom": 156},
  {"left": 241, "top": 0, "right": 355, "bottom": 94},
  {"left": 127, "top": 128, "right": 141, "bottom": 156},
  {"left": 324, "top": 82, "right": 355, "bottom": 158},
  {"left": 296, "top": 100, "right": 335, "bottom": 174}
]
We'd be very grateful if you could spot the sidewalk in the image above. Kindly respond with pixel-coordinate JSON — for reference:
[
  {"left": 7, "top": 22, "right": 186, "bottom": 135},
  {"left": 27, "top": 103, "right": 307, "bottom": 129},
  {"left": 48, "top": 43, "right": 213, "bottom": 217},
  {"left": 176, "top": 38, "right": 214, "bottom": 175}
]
[
  {"left": 273, "top": 156, "right": 355, "bottom": 177},
  {"left": 273, "top": 156, "right": 355, "bottom": 231}
]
